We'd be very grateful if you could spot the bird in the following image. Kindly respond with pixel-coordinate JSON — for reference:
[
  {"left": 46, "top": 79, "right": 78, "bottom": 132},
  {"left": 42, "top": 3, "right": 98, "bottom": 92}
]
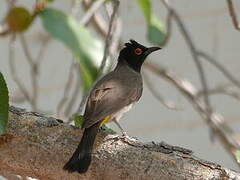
[{"left": 63, "top": 39, "right": 161, "bottom": 173}]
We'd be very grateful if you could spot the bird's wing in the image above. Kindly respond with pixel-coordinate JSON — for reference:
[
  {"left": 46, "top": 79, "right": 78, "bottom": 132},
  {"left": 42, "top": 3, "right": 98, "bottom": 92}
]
[{"left": 82, "top": 75, "right": 142, "bottom": 129}]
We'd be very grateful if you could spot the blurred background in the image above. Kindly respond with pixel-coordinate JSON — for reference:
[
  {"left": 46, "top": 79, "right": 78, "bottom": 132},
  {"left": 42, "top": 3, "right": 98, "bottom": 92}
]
[{"left": 0, "top": 0, "right": 240, "bottom": 171}]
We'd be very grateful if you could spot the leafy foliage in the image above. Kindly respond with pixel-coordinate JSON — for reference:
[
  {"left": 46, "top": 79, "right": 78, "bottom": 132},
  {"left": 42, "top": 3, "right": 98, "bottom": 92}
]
[
  {"left": 39, "top": 8, "right": 103, "bottom": 93},
  {"left": 137, "top": 0, "right": 151, "bottom": 21},
  {"left": 236, "top": 151, "right": 240, "bottom": 163},
  {"left": 136, "top": 0, "right": 166, "bottom": 45},
  {"left": 74, "top": 115, "right": 84, "bottom": 128},
  {"left": 0, "top": 72, "right": 9, "bottom": 135}
]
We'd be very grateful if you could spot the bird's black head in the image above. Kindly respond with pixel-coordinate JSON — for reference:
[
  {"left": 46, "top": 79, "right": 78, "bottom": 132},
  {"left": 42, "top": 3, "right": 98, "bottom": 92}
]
[{"left": 118, "top": 39, "right": 161, "bottom": 72}]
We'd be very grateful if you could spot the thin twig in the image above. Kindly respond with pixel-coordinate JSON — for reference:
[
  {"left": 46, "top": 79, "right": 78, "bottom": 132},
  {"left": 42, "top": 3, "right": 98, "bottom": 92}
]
[
  {"left": 98, "top": 0, "right": 120, "bottom": 75},
  {"left": 160, "top": 0, "right": 240, "bottom": 167},
  {"left": 162, "top": 10, "right": 174, "bottom": 45},
  {"left": 196, "top": 84, "right": 240, "bottom": 102},
  {"left": 161, "top": 0, "right": 213, "bottom": 122},
  {"left": 160, "top": 0, "right": 217, "bottom": 146},
  {"left": 65, "top": 0, "right": 120, "bottom": 118},
  {"left": 8, "top": 35, "right": 33, "bottom": 104},
  {"left": 64, "top": 66, "right": 81, "bottom": 117},
  {"left": 197, "top": 51, "right": 240, "bottom": 89},
  {"left": 226, "top": 0, "right": 240, "bottom": 31},
  {"left": 35, "top": 35, "right": 51, "bottom": 65},
  {"left": 57, "top": 61, "right": 76, "bottom": 118},
  {"left": 73, "top": 0, "right": 120, "bottom": 118},
  {"left": 145, "top": 62, "right": 240, "bottom": 168},
  {"left": 57, "top": 0, "right": 83, "bottom": 118},
  {"left": 82, "top": 0, "right": 108, "bottom": 36},
  {"left": 70, "top": 0, "right": 82, "bottom": 17},
  {"left": 104, "top": 2, "right": 122, "bottom": 71},
  {"left": 19, "top": 35, "right": 35, "bottom": 65},
  {"left": 80, "top": 0, "right": 106, "bottom": 26},
  {"left": 143, "top": 71, "right": 182, "bottom": 110},
  {"left": 19, "top": 34, "right": 38, "bottom": 111},
  {"left": 5, "top": 0, "right": 16, "bottom": 9},
  {"left": 76, "top": 93, "right": 89, "bottom": 115}
]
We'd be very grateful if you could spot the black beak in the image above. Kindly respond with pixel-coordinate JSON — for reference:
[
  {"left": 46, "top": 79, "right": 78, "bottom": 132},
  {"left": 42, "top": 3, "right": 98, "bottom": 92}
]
[{"left": 145, "top": 46, "right": 162, "bottom": 55}]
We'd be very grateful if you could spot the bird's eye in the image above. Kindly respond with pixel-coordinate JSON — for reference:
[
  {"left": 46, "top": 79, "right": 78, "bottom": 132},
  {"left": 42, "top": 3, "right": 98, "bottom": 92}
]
[{"left": 134, "top": 48, "right": 142, "bottom": 55}]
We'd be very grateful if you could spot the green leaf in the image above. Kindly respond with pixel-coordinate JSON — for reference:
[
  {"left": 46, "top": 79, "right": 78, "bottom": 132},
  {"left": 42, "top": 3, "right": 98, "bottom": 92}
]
[
  {"left": 101, "top": 124, "right": 116, "bottom": 134},
  {"left": 43, "top": 0, "right": 54, "bottom": 2},
  {"left": 0, "top": 72, "right": 9, "bottom": 135},
  {"left": 147, "top": 16, "right": 166, "bottom": 45},
  {"left": 39, "top": 8, "right": 103, "bottom": 93},
  {"left": 137, "top": 0, "right": 151, "bottom": 22},
  {"left": 236, "top": 151, "right": 240, "bottom": 163},
  {"left": 136, "top": 0, "right": 166, "bottom": 45},
  {"left": 74, "top": 115, "right": 84, "bottom": 128}
]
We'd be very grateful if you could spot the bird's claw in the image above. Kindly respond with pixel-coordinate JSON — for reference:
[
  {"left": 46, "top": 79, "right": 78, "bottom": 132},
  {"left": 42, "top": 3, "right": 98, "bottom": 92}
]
[{"left": 107, "top": 132, "right": 138, "bottom": 145}]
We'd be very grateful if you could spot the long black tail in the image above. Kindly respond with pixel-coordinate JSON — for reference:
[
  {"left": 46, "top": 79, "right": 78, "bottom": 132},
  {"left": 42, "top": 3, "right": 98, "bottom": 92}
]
[{"left": 63, "top": 122, "right": 100, "bottom": 173}]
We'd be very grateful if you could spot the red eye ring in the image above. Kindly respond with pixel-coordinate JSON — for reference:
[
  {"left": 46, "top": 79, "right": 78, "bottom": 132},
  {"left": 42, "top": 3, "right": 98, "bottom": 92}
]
[{"left": 134, "top": 48, "right": 142, "bottom": 55}]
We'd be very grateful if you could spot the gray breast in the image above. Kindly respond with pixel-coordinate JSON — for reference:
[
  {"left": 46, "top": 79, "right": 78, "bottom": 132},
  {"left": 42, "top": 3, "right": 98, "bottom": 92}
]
[{"left": 112, "top": 103, "right": 134, "bottom": 122}]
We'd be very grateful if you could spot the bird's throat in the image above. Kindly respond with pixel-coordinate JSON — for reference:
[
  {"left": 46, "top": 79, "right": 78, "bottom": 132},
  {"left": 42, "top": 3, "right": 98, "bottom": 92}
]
[{"left": 116, "top": 58, "right": 142, "bottom": 73}]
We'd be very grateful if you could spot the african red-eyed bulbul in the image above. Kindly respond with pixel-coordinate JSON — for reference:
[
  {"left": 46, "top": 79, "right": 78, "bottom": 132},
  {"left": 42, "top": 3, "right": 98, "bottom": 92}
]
[{"left": 63, "top": 39, "right": 161, "bottom": 173}]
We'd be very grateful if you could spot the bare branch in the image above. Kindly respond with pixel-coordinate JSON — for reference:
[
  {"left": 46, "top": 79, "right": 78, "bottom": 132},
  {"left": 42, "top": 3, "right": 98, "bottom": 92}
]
[
  {"left": 71, "top": 0, "right": 120, "bottom": 120},
  {"left": 19, "top": 35, "right": 35, "bottom": 65},
  {"left": 161, "top": 0, "right": 212, "bottom": 115},
  {"left": 145, "top": 62, "right": 240, "bottom": 168},
  {"left": 5, "top": 0, "right": 16, "bottom": 9},
  {"left": 8, "top": 35, "right": 32, "bottom": 104},
  {"left": 162, "top": 10, "right": 174, "bottom": 45},
  {"left": 63, "top": 1, "right": 120, "bottom": 119},
  {"left": 70, "top": 0, "right": 82, "bottom": 17},
  {"left": 76, "top": 0, "right": 240, "bottom": 167},
  {"left": 196, "top": 84, "right": 240, "bottom": 102},
  {"left": 104, "top": 2, "right": 122, "bottom": 71},
  {"left": 80, "top": 0, "right": 105, "bottom": 26},
  {"left": 143, "top": 71, "right": 182, "bottom": 110},
  {"left": 159, "top": 2, "right": 240, "bottom": 166},
  {"left": 19, "top": 34, "right": 38, "bottom": 111},
  {"left": 226, "top": 0, "right": 240, "bottom": 31},
  {"left": 57, "top": 61, "right": 76, "bottom": 118},
  {"left": 64, "top": 66, "right": 81, "bottom": 117},
  {"left": 98, "top": 0, "right": 120, "bottom": 75},
  {"left": 82, "top": 0, "right": 108, "bottom": 36},
  {"left": 197, "top": 51, "right": 240, "bottom": 89},
  {"left": 35, "top": 35, "right": 51, "bottom": 65}
]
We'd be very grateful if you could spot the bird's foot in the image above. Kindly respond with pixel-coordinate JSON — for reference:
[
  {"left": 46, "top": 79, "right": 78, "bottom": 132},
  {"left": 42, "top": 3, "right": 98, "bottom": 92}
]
[
  {"left": 107, "top": 132, "right": 139, "bottom": 146},
  {"left": 121, "top": 132, "right": 138, "bottom": 141}
]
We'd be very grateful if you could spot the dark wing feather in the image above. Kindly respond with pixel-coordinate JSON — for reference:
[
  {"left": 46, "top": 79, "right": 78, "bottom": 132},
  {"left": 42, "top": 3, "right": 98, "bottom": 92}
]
[{"left": 82, "top": 72, "right": 142, "bottom": 129}]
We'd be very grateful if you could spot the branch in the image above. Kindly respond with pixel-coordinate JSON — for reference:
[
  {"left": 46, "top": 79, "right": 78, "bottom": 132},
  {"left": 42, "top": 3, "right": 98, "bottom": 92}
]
[
  {"left": 143, "top": 71, "right": 182, "bottom": 110},
  {"left": 0, "top": 106, "right": 239, "bottom": 180},
  {"left": 8, "top": 35, "right": 33, "bottom": 104},
  {"left": 160, "top": 0, "right": 240, "bottom": 166},
  {"left": 103, "top": 1, "right": 122, "bottom": 72},
  {"left": 57, "top": 61, "right": 76, "bottom": 118},
  {"left": 161, "top": 0, "right": 212, "bottom": 112},
  {"left": 75, "top": 0, "right": 121, "bottom": 117},
  {"left": 82, "top": 0, "right": 108, "bottom": 37},
  {"left": 98, "top": 0, "right": 120, "bottom": 75},
  {"left": 197, "top": 51, "right": 240, "bottom": 89},
  {"left": 226, "top": 0, "right": 240, "bottom": 31},
  {"left": 196, "top": 84, "right": 240, "bottom": 102},
  {"left": 64, "top": 65, "right": 81, "bottom": 117},
  {"left": 80, "top": 0, "right": 105, "bottom": 26},
  {"left": 19, "top": 34, "right": 38, "bottom": 111},
  {"left": 70, "top": 0, "right": 82, "bottom": 17},
  {"left": 144, "top": 62, "right": 240, "bottom": 168}
]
